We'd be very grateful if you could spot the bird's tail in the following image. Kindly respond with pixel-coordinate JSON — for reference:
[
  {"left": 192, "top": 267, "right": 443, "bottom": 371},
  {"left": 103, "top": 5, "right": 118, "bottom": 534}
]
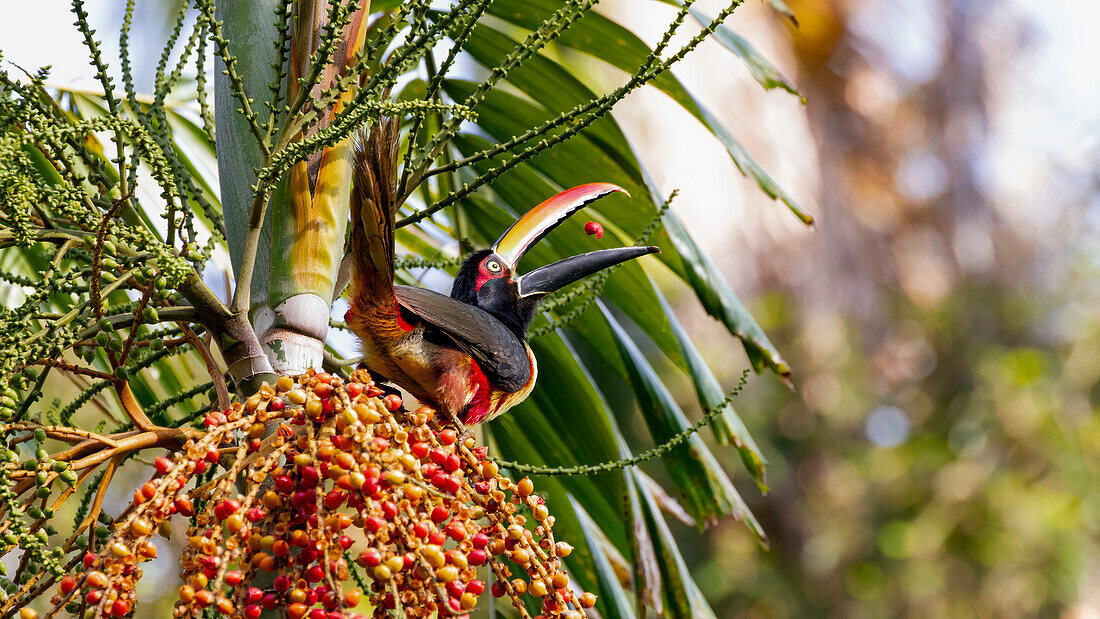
[{"left": 346, "top": 118, "right": 402, "bottom": 336}]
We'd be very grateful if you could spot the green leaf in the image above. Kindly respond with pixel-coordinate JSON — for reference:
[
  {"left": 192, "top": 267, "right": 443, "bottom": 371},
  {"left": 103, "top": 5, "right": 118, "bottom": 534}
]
[
  {"left": 655, "top": 286, "right": 769, "bottom": 491},
  {"left": 450, "top": 19, "right": 637, "bottom": 171},
  {"left": 657, "top": 198, "right": 792, "bottom": 382},
  {"left": 681, "top": 3, "right": 801, "bottom": 98},
  {"left": 485, "top": 0, "right": 813, "bottom": 224},
  {"left": 624, "top": 467, "right": 663, "bottom": 615},
  {"left": 599, "top": 300, "right": 757, "bottom": 530},
  {"left": 632, "top": 469, "right": 718, "bottom": 618},
  {"left": 572, "top": 496, "right": 639, "bottom": 619}
]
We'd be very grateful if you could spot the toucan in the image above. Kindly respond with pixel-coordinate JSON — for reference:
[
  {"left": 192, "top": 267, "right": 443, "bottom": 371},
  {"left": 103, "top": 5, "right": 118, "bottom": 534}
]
[{"left": 345, "top": 122, "right": 658, "bottom": 425}]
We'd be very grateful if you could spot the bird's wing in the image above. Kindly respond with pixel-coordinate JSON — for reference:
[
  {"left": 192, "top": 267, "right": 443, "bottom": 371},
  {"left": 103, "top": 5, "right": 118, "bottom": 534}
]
[{"left": 394, "top": 285, "right": 531, "bottom": 393}]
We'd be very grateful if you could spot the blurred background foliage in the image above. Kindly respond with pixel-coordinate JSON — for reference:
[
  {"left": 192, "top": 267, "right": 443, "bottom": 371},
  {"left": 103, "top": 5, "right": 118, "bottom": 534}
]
[
  {"left": 623, "top": 0, "right": 1100, "bottom": 616},
  {"left": 3, "top": 0, "right": 1097, "bottom": 617}
]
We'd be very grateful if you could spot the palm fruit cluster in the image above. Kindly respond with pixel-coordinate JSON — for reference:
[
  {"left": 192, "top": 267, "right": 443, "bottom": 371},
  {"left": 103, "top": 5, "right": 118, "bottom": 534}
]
[{"left": 49, "top": 369, "right": 594, "bottom": 618}]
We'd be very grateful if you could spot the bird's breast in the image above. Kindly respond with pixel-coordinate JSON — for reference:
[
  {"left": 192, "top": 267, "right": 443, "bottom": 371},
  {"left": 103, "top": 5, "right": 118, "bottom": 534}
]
[{"left": 462, "top": 346, "right": 537, "bottom": 425}]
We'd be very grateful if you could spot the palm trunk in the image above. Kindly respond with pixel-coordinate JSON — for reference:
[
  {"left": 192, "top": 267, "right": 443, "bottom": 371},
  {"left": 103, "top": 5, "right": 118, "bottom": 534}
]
[
  {"left": 262, "top": 1, "right": 370, "bottom": 374},
  {"left": 217, "top": 0, "right": 370, "bottom": 376}
]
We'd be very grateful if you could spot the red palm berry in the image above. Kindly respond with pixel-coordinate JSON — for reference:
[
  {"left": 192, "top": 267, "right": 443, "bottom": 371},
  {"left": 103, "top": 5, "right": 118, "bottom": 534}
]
[
  {"left": 431, "top": 505, "right": 450, "bottom": 523},
  {"left": 446, "top": 520, "right": 466, "bottom": 541},
  {"left": 140, "top": 482, "right": 157, "bottom": 500},
  {"left": 324, "top": 489, "right": 347, "bottom": 510},
  {"left": 444, "top": 454, "right": 461, "bottom": 473},
  {"left": 443, "top": 475, "right": 461, "bottom": 494},
  {"left": 382, "top": 501, "right": 398, "bottom": 519},
  {"left": 359, "top": 548, "right": 381, "bottom": 567},
  {"left": 364, "top": 515, "right": 385, "bottom": 533},
  {"left": 584, "top": 221, "right": 604, "bottom": 239},
  {"left": 175, "top": 497, "right": 195, "bottom": 516},
  {"left": 439, "top": 428, "right": 457, "bottom": 445},
  {"left": 154, "top": 457, "right": 173, "bottom": 475},
  {"left": 383, "top": 394, "right": 402, "bottom": 410},
  {"left": 447, "top": 580, "right": 465, "bottom": 598},
  {"left": 300, "top": 466, "right": 320, "bottom": 489},
  {"left": 274, "top": 475, "right": 293, "bottom": 493}
]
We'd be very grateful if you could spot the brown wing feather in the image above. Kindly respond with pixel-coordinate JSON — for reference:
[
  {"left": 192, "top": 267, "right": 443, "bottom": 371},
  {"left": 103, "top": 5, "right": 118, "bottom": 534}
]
[
  {"left": 394, "top": 285, "right": 532, "bottom": 393},
  {"left": 347, "top": 119, "right": 401, "bottom": 336}
]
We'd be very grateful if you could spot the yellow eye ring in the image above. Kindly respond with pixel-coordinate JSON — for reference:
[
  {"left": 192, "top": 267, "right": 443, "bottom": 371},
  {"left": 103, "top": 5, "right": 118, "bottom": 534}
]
[{"left": 485, "top": 259, "right": 502, "bottom": 273}]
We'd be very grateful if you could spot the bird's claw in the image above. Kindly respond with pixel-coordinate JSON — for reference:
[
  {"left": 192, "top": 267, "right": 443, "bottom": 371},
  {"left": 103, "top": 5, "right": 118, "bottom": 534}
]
[{"left": 445, "top": 411, "right": 474, "bottom": 443}]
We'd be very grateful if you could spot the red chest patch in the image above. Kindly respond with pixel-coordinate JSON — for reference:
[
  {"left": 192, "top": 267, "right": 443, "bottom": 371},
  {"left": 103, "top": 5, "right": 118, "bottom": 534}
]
[
  {"left": 460, "top": 349, "right": 537, "bottom": 425},
  {"left": 462, "top": 361, "right": 494, "bottom": 425},
  {"left": 393, "top": 294, "right": 415, "bottom": 332}
]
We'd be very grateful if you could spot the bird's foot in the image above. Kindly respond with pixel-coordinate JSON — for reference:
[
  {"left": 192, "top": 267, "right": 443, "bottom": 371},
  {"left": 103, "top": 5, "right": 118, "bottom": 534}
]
[
  {"left": 445, "top": 411, "right": 474, "bottom": 443},
  {"left": 458, "top": 425, "right": 477, "bottom": 444}
]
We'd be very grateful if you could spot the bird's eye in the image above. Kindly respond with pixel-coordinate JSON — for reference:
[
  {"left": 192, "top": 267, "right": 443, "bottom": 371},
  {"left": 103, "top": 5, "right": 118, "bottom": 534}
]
[{"left": 485, "top": 259, "right": 502, "bottom": 273}]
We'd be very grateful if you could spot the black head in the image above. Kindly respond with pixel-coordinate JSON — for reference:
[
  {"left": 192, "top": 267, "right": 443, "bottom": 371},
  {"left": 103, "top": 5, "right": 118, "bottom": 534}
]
[
  {"left": 449, "top": 183, "right": 660, "bottom": 340},
  {"left": 451, "top": 249, "right": 536, "bottom": 339}
]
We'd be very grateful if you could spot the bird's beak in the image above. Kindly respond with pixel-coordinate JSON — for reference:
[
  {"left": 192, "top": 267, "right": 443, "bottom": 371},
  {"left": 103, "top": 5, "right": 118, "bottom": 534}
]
[
  {"left": 491, "top": 182, "right": 628, "bottom": 269},
  {"left": 515, "top": 246, "right": 660, "bottom": 298},
  {"left": 488, "top": 182, "right": 659, "bottom": 299}
]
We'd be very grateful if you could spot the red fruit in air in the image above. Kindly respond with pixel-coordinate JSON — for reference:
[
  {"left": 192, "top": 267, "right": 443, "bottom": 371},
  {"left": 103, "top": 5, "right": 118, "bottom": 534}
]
[{"left": 584, "top": 221, "right": 603, "bottom": 239}]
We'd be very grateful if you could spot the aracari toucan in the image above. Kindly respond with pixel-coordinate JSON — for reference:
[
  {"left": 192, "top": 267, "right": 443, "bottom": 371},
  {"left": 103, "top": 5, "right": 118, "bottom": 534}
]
[{"left": 345, "top": 122, "right": 657, "bottom": 425}]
